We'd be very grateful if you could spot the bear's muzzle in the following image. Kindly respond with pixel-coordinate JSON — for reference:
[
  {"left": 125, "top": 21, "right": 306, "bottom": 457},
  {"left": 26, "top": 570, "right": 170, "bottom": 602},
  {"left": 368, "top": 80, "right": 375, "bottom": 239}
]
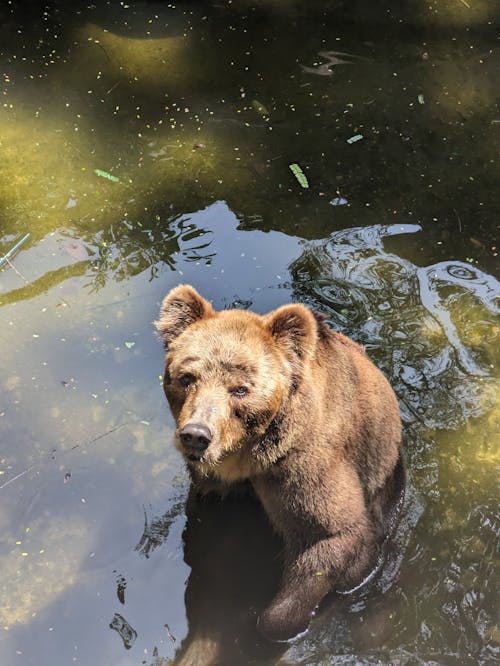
[{"left": 178, "top": 423, "right": 213, "bottom": 461}]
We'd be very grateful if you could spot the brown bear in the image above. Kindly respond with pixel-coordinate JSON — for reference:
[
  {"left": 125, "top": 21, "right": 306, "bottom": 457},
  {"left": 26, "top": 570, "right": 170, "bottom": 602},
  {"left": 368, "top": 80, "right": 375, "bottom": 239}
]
[{"left": 155, "top": 284, "right": 405, "bottom": 643}]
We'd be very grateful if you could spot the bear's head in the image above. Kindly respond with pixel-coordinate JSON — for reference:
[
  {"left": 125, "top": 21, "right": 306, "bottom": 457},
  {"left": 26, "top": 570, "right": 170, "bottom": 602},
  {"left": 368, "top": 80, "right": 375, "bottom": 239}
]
[{"left": 155, "top": 285, "right": 318, "bottom": 479}]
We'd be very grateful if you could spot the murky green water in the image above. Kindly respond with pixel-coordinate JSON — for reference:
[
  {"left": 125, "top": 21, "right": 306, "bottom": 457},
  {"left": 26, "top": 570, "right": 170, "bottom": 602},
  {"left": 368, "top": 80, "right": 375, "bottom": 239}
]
[{"left": 0, "top": 1, "right": 498, "bottom": 665}]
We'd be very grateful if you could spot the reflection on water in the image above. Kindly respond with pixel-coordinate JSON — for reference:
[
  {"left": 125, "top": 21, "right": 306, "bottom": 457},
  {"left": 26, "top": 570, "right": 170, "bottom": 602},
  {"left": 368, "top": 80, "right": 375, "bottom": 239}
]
[
  {"left": 286, "top": 224, "right": 499, "bottom": 665},
  {"left": 135, "top": 496, "right": 186, "bottom": 559},
  {"left": 109, "top": 612, "right": 138, "bottom": 651},
  {"left": 291, "top": 224, "right": 499, "bottom": 430},
  {"left": 0, "top": 205, "right": 498, "bottom": 664},
  {"left": 1, "top": 0, "right": 499, "bottom": 664}
]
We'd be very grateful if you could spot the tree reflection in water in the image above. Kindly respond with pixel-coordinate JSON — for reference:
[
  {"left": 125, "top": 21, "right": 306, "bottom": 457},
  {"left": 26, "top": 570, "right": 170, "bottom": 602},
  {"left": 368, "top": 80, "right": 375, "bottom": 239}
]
[{"left": 290, "top": 224, "right": 499, "bottom": 430}]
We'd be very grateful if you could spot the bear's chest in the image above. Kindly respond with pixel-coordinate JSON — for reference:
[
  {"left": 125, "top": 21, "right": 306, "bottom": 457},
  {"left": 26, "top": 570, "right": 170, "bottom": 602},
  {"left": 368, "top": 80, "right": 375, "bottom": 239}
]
[{"left": 196, "top": 449, "right": 259, "bottom": 483}]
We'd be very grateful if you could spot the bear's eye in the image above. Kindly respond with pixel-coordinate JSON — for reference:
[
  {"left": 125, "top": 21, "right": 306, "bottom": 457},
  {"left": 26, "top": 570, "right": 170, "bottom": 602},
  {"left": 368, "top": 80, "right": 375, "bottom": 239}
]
[
  {"left": 231, "top": 386, "right": 249, "bottom": 398},
  {"left": 178, "top": 373, "right": 196, "bottom": 388}
]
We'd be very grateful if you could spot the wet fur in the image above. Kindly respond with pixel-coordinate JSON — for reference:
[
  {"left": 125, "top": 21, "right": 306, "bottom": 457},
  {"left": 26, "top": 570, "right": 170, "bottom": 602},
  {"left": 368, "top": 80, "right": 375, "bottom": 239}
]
[{"left": 156, "top": 285, "right": 405, "bottom": 642}]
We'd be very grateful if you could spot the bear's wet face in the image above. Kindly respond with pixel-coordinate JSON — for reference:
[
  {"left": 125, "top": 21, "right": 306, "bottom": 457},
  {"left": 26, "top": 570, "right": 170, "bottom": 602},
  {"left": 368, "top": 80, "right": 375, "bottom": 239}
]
[
  {"left": 155, "top": 285, "right": 319, "bottom": 478},
  {"left": 163, "top": 317, "right": 287, "bottom": 473}
]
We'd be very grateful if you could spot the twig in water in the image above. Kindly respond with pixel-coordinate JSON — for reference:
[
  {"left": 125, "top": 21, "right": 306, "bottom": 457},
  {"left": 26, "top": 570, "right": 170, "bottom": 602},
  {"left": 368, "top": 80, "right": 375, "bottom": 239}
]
[
  {"left": 106, "top": 81, "right": 120, "bottom": 95},
  {"left": 0, "top": 464, "right": 37, "bottom": 490},
  {"left": 95, "top": 41, "right": 112, "bottom": 63},
  {"left": 0, "top": 423, "right": 127, "bottom": 491},
  {"left": 0, "top": 233, "right": 30, "bottom": 268},
  {"left": 5, "top": 257, "right": 29, "bottom": 283},
  {"left": 77, "top": 423, "right": 126, "bottom": 449},
  {"left": 453, "top": 208, "right": 463, "bottom": 233}
]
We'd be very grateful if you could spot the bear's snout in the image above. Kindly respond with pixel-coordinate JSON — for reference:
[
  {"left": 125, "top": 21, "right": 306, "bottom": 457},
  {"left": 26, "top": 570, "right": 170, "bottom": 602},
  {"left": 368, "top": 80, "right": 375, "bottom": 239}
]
[{"left": 179, "top": 423, "right": 213, "bottom": 461}]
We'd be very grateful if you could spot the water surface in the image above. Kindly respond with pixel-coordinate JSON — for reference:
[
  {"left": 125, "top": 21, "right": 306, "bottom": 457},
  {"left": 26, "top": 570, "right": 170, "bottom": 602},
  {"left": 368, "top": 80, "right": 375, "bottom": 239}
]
[{"left": 0, "top": 2, "right": 498, "bottom": 665}]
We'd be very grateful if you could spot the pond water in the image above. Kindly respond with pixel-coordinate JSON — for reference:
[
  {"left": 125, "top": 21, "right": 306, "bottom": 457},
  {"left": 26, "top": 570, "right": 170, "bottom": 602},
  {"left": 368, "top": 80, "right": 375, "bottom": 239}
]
[{"left": 0, "top": 1, "right": 498, "bottom": 665}]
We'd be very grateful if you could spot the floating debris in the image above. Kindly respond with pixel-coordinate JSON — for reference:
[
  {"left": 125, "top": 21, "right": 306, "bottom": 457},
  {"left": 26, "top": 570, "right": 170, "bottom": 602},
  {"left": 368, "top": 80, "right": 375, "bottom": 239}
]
[
  {"left": 346, "top": 134, "right": 363, "bottom": 144},
  {"left": 289, "top": 163, "right": 309, "bottom": 188},
  {"left": 0, "top": 233, "right": 30, "bottom": 268},
  {"left": 330, "top": 197, "right": 348, "bottom": 206},
  {"left": 418, "top": 94, "right": 425, "bottom": 105},
  {"left": 164, "top": 623, "right": 176, "bottom": 643},
  {"left": 301, "top": 50, "right": 366, "bottom": 76},
  {"left": 251, "top": 99, "right": 269, "bottom": 116},
  {"left": 94, "top": 168, "right": 120, "bottom": 183},
  {"left": 109, "top": 613, "right": 137, "bottom": 650},
  {"left": 116, "top": 574, "right": 126, "bottom": 605}
]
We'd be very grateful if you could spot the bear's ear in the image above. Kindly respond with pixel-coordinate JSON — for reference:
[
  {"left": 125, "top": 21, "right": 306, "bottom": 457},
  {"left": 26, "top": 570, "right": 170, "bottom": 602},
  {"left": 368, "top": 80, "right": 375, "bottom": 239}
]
[
  {"left": 265, "top": 304, "right": 317, "bottom": 360},
  {"left": 155, "top": 285, "right": 213, "bottom": 348}
]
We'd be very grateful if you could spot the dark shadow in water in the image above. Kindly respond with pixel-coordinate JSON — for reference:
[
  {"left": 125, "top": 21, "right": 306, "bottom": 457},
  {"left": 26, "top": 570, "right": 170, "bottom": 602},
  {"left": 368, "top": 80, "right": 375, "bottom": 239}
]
[
  {"left": 109, "top": 612, "right": 138, "bottom": 650},
  {"left": 172, "top": 487, "right": 285, "bottom": 666},
  {"left": 150, "top": 468, "right": 420, "bottom": 666},
  {"left": 135, "top": 495, "right": 187, "bottom": 560}
]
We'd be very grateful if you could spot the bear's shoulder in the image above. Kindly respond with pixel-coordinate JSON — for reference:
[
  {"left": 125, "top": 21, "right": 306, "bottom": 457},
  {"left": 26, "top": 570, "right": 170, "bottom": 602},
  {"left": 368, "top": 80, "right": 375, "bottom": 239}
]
[{"left": 312, "top": 310, "right": 367, "bottom": 357}]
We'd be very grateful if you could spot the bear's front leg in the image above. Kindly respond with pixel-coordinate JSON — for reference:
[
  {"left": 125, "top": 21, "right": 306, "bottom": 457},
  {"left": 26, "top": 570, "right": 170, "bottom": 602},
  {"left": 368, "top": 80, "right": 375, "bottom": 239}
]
[
  {"left": 258, "top": 566, "right": 331, "bottom": 642},
  {"left": 258, "top": 533, "right": 372, "bottom": 642}
]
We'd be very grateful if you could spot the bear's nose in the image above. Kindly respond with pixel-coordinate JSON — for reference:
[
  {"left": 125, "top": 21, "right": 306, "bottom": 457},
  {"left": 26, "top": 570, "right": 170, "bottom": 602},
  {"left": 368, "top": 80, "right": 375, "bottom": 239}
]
[{"left": 178, "top": 423, "right": 212, "bottom": 459}]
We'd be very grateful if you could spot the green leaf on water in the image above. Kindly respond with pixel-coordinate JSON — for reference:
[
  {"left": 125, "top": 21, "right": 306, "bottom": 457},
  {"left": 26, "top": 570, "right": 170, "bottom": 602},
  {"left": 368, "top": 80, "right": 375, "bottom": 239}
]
[
  {"left": 251, "top": 99, "right": 269, "bottom": 116},
  {"left": 346, "top": 134, "right": 363, "bottom": 144},
  {"left": 94, "top": 168, "right": 120, "bottom": 183},
  {"left": 289, "top": 163, "right": 309, "bottom": 189},
  {"left": 124, "top": 341, "right": 135, "bottom": 349},
  {"left": 418, "top": 94, "right": 425, "bottom": 105}
]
